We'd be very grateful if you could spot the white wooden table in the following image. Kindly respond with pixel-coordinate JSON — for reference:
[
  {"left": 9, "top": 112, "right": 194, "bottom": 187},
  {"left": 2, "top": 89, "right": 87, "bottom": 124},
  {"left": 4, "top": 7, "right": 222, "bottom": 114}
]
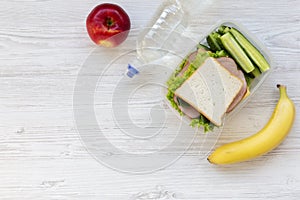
[{"left": 0, "top": 0, "right": 299, "bottom": 199}]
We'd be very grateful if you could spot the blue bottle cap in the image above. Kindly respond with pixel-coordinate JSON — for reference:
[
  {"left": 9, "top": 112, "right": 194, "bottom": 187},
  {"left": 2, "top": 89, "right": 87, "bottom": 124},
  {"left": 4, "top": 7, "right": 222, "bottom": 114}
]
[{"left": 127, "top": 64, "right": 139, "bottom": 78}]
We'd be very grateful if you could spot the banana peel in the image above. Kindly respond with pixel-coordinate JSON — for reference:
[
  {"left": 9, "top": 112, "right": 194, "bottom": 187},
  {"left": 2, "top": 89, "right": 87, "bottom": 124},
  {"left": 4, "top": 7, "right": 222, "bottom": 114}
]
[{"left": 208, "top": 84, "right": 295, "bottom": 165}]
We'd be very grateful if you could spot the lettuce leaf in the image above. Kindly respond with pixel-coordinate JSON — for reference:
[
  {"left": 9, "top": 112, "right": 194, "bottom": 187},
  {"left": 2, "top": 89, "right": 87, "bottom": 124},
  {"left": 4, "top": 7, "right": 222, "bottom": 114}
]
[{"left": 190, "top": 116, "right": 214, "bottom": 133}]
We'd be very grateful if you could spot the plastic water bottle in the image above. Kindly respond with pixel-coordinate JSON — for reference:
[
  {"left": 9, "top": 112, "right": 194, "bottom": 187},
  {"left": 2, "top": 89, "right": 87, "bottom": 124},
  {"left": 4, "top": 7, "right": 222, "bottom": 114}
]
[{"left": 136, "top": 0, "right": 192, "bottom": 63}]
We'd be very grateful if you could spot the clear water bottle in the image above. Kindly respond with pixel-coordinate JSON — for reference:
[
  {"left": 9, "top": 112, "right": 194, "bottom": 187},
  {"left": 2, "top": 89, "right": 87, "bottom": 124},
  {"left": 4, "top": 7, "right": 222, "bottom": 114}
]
[{"left": 136, "top": 0, "right": 195, "bottom": 63}]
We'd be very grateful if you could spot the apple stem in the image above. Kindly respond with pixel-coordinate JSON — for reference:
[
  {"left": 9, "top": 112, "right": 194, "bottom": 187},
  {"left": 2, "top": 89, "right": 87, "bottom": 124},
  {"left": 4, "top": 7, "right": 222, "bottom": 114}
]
[{"left": 106, "top": 17, "right": 114, "bottom": 29}]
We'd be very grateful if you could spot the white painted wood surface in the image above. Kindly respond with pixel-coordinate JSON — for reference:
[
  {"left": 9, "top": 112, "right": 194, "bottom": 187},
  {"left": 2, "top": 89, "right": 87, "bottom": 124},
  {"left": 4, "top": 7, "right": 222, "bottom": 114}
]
[{"left": 0, "top": 0, "right": 299, "bottom": 199}]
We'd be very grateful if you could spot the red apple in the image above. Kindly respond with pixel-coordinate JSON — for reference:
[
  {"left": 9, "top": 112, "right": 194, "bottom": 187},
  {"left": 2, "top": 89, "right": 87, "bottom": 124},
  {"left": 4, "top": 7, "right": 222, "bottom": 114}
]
[{"left": 86, "top": 3, "right": 131, "bottom": 47}]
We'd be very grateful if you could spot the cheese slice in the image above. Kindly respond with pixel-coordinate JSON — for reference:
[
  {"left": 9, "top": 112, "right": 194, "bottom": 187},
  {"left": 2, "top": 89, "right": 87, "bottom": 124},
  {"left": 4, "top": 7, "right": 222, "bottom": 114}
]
[{"left": 175, "top": 57, "right": 243, "bottom": 126}]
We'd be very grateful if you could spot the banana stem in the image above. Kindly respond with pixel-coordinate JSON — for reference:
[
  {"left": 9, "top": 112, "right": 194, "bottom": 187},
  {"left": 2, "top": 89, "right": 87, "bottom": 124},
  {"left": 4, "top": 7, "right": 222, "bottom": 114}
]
[{"left": 277, "top": 84, "right": 287, "bottom": 98}]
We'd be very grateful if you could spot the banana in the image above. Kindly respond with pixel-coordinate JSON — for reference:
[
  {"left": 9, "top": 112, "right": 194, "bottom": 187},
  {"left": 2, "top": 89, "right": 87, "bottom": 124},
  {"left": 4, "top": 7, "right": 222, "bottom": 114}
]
[{"left": 208, "top": 84, "right": 295, "bottom": 165}]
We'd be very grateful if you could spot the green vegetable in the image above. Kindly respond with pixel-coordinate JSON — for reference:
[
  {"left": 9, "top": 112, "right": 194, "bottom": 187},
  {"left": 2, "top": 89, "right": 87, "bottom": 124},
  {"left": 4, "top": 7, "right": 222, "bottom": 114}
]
[
  {"left": 251, "top": 67, "right": 261, "bottom": 78},
  {"left": 190, "top": 51, "right": 209, "bottom": 69},
  {"left": 167, "top": 76, "right": 185, "bottom": 93},
  {"left": 207, "top": 32, "right": 223, "bottom": 52},
  {"left": 229, "top": 28, "right": 270, "bottom": 72},
  {"left": 166, "top": 58, "right": 187, "bottom": 92},
  {"left": 166, "top": 90, "right": 183, "bottom": 115},
  {"left": 218, "top": 25, "right": 231, "bottom": 35},
  {"left": 208, "top": 50, "right": 228, "bottom": 58},
  {"left": 245, "top": 75, "right": 254, "bottom": 86},
  {"left": 197, "top": 44, "right": 210, "bottom": 51},
  {"left": 190, "top": 115, "right": 214, "bottom": 133},
  {"left": 175, "top": 58, "right": 187, "bottom": 76},
  {"left": 220, "top": 32, "right": 255, "bottom": 73},
  {"left": 216, "top": 50, "right": 228, "bottom": 57}
]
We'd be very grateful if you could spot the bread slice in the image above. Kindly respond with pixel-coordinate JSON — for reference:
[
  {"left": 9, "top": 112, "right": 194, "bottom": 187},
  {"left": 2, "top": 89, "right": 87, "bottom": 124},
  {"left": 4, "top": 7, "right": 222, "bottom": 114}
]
[{"left": 174, "top": 57, "right": 243, "bottom": 126}]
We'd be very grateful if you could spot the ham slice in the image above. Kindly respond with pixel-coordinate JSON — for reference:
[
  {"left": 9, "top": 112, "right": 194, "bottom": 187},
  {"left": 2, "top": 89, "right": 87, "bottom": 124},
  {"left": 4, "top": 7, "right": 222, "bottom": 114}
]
[
  {"left": 174, "top": 96, "right": 200, "bottom": 119},
  {"left": 216, "top": 57, "right": 247, "bottom": 112}
]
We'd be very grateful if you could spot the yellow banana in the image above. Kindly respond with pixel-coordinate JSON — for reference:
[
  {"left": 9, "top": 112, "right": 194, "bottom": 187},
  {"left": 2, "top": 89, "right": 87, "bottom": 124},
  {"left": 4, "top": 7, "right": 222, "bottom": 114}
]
[{"left": 208, "top": 84, "right": 295, "bottom": 165}]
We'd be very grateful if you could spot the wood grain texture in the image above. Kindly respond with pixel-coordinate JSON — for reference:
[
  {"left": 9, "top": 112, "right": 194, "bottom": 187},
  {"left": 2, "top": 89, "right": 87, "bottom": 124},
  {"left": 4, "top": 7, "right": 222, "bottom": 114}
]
[{"left": 0, "top": 0, "right": 299, "bottom": 199}]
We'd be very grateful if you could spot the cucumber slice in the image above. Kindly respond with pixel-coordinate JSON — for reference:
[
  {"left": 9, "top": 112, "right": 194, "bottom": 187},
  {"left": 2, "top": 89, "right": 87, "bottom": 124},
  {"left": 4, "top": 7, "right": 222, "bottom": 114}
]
[
  {"left": 251, "top": 67, "right": 261, "bottom": 78},
  {"left": 220, "top": 33, "right": 255, "bottom": 73},
  {"left": 207, "top": 32, "right": 222, "bottom": 52},
  {"left": 230, "top": 28, "right": 270, "bottom": 72},
  {"left": 218, "top": 25, "right": 231, "bottom": 35}
]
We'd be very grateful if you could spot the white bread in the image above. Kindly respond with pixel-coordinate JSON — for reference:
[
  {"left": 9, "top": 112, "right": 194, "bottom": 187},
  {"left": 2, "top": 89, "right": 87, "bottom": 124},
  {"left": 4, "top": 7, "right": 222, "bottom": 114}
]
[{"left": 174, "top": 57, "right": 243, "bottom": 126}]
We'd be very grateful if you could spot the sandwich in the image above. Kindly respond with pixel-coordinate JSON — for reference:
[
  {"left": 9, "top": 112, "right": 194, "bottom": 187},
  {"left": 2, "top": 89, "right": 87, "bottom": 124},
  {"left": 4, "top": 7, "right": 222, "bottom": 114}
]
[{"left": 166, "top": 48, "right": 248, "bottom": 132}]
